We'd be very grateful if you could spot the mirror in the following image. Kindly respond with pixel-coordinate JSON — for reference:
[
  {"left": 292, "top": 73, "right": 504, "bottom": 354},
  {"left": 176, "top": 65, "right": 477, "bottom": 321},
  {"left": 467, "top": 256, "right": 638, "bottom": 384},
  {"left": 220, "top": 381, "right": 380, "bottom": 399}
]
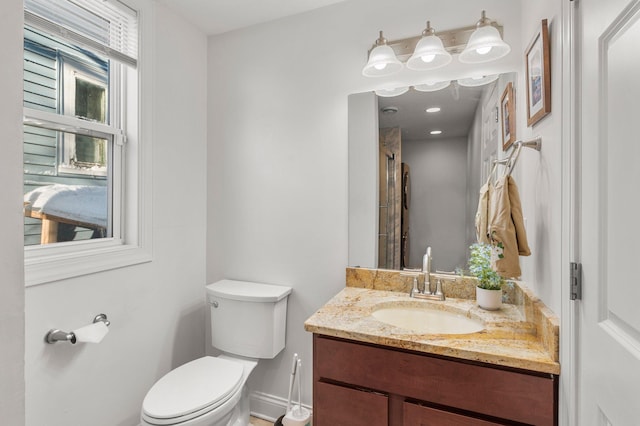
[{"left": 348, "top": 72, "right": 517, "bottom": 272}]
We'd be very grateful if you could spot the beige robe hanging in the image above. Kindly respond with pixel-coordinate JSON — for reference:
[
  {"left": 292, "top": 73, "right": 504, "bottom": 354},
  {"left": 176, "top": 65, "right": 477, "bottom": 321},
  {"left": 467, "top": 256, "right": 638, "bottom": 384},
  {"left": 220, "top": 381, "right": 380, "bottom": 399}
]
[
  {"left": 475, "top": 179, "right": 493, "bottom": 244},
  {"left": 488, "top": 175, "right": 531, "bottom": 278}
]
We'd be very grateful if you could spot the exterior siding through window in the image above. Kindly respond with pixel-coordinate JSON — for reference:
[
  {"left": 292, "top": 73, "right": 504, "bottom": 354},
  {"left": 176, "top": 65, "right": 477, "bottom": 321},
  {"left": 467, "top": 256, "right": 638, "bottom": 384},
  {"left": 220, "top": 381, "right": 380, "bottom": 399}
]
[{"left": 23, "top": 27, "right": 109, "bottom": 246}]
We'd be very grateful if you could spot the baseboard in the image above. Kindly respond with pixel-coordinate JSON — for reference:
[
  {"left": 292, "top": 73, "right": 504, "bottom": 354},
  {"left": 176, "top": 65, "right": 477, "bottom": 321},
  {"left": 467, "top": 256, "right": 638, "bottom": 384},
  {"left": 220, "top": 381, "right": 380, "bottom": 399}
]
[{"left": 250, "top": 390, "right": 312, "bottom": 423}]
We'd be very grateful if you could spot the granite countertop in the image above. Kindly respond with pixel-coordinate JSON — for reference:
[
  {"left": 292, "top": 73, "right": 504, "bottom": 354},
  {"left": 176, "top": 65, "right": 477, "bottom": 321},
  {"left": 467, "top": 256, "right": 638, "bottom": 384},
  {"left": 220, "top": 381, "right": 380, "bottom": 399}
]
[{"left": 304, "top": 268, "right": 560, "bottom": 375}]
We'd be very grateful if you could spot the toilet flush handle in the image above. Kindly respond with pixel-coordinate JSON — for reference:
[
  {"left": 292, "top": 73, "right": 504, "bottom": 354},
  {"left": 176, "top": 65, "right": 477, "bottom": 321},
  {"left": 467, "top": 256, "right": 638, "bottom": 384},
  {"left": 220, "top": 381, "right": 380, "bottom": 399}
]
[{"left": 211, "top": 301, "right": 219, "bottom": 308}]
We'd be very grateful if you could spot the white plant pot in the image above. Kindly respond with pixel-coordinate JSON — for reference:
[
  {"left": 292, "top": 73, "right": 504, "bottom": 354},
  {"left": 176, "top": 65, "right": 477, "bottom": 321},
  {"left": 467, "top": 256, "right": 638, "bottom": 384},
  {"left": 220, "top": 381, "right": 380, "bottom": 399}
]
[{"left": 476, "top": 287, "right": 502, "bottom": 310}]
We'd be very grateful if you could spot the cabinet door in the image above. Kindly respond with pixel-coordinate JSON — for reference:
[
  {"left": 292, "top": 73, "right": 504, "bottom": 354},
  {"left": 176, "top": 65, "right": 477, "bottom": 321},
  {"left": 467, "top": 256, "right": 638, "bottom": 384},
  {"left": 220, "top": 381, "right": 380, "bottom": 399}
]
[
  {"left": 404, "top": 402, "right": 505, "bottom": 426},
  {"left": 314, "top": 381, "right": 388, "bottom": 426},
  {"left": 314, "top": 335, "right": 556, "bottom": 425}
]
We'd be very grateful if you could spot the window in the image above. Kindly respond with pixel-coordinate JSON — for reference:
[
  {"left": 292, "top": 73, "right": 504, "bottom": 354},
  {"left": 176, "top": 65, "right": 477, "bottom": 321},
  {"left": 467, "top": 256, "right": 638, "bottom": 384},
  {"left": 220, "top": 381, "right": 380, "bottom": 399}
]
[
  {"left": 23, "top": 27, "right": 114, "bottom": 245},
  {"left": 23, "top": 0, "right": 151, "bottom": 285},
  {"left": 59, "top": 54, "right": 109, "bottom": 176}
]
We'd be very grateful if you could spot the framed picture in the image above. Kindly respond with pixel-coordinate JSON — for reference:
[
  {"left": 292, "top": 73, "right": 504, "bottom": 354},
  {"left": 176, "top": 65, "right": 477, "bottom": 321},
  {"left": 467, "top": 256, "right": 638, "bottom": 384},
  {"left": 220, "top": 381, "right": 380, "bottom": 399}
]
[
  {"left": 501, "top": 82, "right": 516, "bottom": 151},
  {"left": 525, "top": 19, "right": 551, "bottom": 126}
]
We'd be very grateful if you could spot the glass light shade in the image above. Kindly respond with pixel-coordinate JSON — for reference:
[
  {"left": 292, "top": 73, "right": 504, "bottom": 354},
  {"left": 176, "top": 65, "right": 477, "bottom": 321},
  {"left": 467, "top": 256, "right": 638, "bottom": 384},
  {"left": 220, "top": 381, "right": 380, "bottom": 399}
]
[
  {"left": 362, "top": 44, "right": 403, "bottom": 77},
  {"left": 406, "top": 35, "right": 452, "bottom": 71},
  {"left": 459, "top": 25, "right": 511, "bottom": 64},
  {"left": 457, "top": 74, "right": 499, "bottom": 87},
  {"left": 413, "top": 80, "right": 451, "bottom": 92},
  {"left": 375, "top": 86, "right": 409, "bottom": 97}
]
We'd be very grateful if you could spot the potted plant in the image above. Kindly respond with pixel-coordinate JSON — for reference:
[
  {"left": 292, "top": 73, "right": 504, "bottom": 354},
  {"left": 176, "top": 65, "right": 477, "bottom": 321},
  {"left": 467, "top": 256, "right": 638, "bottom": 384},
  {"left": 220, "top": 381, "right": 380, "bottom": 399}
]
[{"left": 468, "top": 243, "right": 505, "bottom": 310}]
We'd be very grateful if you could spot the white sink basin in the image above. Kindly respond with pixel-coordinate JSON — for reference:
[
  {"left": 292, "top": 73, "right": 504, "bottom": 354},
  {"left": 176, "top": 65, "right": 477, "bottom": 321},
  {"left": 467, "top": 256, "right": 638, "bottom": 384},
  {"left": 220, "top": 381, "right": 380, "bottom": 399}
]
[{"left": 371, "top": 305, "right": 484, "bottom": 334}]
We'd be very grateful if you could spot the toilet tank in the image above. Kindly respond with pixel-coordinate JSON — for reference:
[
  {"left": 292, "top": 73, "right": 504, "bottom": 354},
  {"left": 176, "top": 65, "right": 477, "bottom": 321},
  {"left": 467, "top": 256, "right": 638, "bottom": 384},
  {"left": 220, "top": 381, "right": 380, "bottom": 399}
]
[{"left": 206, "top": 279, "right": 292, "bottom": 359}]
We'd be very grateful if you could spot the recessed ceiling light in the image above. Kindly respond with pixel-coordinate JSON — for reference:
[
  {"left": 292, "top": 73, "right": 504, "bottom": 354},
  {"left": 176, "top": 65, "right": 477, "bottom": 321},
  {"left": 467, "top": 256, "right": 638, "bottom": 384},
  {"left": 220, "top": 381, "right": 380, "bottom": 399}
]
[
  {"left": 426, "top": 107, "right": 441, "bottom": 113},
  {"left": 430, "top": 130, "right": 443, "bottom": 135}
]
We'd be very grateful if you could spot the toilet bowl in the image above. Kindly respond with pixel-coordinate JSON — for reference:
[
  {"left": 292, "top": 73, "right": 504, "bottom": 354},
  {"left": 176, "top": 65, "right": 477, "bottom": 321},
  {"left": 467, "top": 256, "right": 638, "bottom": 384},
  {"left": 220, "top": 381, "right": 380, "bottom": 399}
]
[
  {"left": 141, "top": 356, "right": 257, "bottom": 426},
  {"left": 141, "top": 280, "right": 291, "bottom": 426}
]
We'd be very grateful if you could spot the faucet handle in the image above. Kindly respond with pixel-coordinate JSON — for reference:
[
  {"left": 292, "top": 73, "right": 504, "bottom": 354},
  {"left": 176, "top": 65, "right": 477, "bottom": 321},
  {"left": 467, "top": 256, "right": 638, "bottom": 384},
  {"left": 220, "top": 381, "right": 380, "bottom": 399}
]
[
  {"left": 435, "top": 279, "right": 443, "bottom": 295},
  {"left": 434, "top": 279, "right": 445, "bottom": 300},
  {"left": 410, "top": 276, "right": 420, "bottom": 297},
  {"left": 400, "top": 270, "right": 421, "bottom": 297}
]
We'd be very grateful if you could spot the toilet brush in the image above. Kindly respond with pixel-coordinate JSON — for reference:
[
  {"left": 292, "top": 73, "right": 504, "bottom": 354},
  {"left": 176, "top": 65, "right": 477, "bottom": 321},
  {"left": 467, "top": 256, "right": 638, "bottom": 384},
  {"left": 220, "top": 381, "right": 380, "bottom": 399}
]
[
  {"left": 286, "top": 354, "right": 299, "bottom": 413},
  {"left": 282, "top": 359, "right": 311, "bottom": 426},
  {"left": 274, "top": 353, "right": 299, "bottom": 426}
]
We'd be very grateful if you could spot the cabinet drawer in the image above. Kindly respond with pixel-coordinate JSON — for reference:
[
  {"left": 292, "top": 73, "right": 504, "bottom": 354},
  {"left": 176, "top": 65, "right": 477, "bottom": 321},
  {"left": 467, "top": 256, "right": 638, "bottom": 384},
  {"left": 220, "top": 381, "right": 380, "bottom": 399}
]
[
  {"left": 314, "top": 381, "right": 388, "bottom": 426},
  {"left": 404, "top": 401, "right": 505, "bottom": 426},
  {"left": 314, "top": 335, "right": 556, "bottom": 425}
]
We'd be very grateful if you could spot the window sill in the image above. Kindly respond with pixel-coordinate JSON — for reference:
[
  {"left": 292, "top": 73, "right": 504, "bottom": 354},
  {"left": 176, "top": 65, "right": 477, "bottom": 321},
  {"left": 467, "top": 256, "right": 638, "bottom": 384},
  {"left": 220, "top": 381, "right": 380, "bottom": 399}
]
[{"left": 24, "top": 239, "right": 152, "bottom": 287}]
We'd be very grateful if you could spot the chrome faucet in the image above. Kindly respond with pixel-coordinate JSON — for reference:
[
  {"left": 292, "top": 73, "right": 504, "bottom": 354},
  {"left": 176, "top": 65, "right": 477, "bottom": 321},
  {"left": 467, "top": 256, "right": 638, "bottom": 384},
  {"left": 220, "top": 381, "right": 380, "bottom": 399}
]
[
  {"left": 400, "top": 247, "right": 445, "bottom": 300},
  {"left": 409, "top": 276, "right": 445, "bottom": 301},
  {"left": 400, "top": 272, "right": 444, "bottom": 301},
  {"left": 422, "top": 246, "right": 432, "bottom": 294},
  {"left": 415, "top": 246, "right": 445, "bottom": 301}
]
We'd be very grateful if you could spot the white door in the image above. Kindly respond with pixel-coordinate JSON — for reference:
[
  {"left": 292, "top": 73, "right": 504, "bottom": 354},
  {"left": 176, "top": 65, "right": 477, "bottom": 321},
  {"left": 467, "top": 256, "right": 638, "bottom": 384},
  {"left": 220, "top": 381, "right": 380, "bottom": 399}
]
[{"left": 577, "top": 0, "right": 640, "bottom": 424}]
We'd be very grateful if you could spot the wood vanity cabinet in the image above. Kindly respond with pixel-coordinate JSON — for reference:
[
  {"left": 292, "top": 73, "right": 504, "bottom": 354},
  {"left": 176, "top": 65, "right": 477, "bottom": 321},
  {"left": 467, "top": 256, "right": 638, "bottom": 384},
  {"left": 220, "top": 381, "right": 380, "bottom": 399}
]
[{"left": 312, "top": 334, "right": 558, "bottom": 426}]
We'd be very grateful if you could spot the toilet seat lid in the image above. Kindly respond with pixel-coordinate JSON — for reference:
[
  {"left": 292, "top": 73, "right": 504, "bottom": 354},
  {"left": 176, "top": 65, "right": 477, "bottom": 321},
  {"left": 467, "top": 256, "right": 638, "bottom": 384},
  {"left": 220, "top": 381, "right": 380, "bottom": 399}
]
[{"left": 142, "top": 356, "right": 244, "bottom": 420}]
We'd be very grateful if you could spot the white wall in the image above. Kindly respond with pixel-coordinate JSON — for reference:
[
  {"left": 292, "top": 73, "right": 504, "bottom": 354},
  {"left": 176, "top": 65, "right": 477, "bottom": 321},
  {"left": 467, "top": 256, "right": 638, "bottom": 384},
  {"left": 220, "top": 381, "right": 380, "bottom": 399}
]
[
  {"left": 516, "top": 0, "right": 564, "bottom": 314},
  {"left": 347, "top": 92, "right": 379, "bottom": 269},
  {"left": 466, "top": 92, "right": 484, "bottom": 250},
  {"left": 0, "top": 0, "right": 26, "bottom": 424},
  {"left": 23, "top": 3, "right": 208, "bottom": 425},
  {"left": 403, "top": 137, "right": 468, "bottom": 271},
  {"left": 207, "top": 0, "right": 524, "bottom": 413}
]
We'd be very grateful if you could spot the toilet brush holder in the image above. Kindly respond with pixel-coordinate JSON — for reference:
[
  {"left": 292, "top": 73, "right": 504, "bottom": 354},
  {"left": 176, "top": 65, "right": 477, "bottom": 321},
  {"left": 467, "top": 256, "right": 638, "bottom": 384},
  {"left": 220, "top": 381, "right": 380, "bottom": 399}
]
[
  {"left": 282, "top": 406, "right": 311, "bottom": 426},
  {"left": 277, "top": 354, "right": 310, "bottom": 426}
]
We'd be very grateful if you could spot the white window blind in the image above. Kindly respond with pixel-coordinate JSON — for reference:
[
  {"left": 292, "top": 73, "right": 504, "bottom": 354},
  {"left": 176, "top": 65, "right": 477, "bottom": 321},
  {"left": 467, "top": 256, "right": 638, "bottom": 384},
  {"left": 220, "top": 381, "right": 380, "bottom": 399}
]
[{"left": 24, "top": 0, "right": 138, "bottom": 68}]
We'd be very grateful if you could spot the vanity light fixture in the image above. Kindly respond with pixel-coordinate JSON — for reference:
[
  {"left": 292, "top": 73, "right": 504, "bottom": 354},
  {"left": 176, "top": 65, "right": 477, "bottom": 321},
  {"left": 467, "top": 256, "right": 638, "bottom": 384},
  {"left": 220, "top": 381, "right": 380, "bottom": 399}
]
[
  {"left": 406, "top": 21, "right": 452, "bottom": 71},
  {"left": 430, "top": 130, "right": 443, "bottom": 135},
  {"left": 372, "top": 74, "right": 498, "bottom": 99},
  {"left": 457, "top": 74, "right": 500, "bottom": 87},
  {"left": 362, "top": 31, "right": 403, "bottom": 77},
  {"left": 414, "top": 80, "right": 451, "bottom": 92},
  {"left": 362, "top": 10, "right": 508, "bottom": 77},
  {"left": 426, "top": 107, "right": 441, "bottom": 113},
  {"left": 459, "top": 11, "right": 511, "bottom": 64},
  {"left": 375, "top": 86, "right": 410, "bottom": 97}
]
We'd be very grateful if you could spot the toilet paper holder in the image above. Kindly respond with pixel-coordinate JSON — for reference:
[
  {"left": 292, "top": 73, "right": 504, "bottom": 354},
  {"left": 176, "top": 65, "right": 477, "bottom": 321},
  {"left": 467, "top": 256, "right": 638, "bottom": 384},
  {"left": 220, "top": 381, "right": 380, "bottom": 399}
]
[{"left": 45, "top": 314, "right": 110, "bottom": 344}]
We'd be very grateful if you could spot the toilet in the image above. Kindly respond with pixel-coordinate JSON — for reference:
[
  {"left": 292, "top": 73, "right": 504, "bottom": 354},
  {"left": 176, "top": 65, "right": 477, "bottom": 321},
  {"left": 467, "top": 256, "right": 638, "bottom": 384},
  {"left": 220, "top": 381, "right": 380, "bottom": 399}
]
[{"left": 141, "top": 279, "right": 292, "bottom": 426}]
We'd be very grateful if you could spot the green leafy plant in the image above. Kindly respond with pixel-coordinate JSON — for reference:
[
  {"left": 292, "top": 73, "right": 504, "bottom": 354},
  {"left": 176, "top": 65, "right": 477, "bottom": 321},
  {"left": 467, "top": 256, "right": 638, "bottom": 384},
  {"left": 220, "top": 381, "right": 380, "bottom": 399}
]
[{"left": 468, "top": 243, "right": 505, "bottom": 290}]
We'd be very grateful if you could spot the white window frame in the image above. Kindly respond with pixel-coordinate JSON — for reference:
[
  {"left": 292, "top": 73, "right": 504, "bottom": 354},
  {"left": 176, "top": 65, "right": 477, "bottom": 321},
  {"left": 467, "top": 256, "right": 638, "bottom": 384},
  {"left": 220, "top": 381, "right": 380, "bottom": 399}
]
[{"left": 23, "top": 0, "right": 153, "bottom": 287}]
